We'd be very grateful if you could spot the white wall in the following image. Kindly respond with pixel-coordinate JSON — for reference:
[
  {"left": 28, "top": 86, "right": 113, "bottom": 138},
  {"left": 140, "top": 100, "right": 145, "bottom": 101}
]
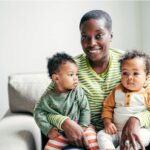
[
  {"left": 141, "top": 1, "right": 150, "bottom": 51},
  {"left": 0, "top": 0, "right": 150, "bottom": 119}
]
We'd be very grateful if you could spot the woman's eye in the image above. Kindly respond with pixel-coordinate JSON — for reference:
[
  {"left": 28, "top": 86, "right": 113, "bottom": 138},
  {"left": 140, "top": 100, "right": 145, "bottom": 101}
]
[
  {"left": 81, "top": 35, "right": 88, "bottom": 41},
  {"left": 96, "top": 34, "right": 102, "bottom": 39},
  {"left": 96, "top": 33, "right": 105, "bottom": 40}
]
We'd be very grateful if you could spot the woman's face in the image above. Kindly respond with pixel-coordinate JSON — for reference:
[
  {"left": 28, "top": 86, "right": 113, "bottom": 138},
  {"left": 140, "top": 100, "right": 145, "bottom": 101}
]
[{"left": 80, "top": 19, "right": 112, "bottom": 62}]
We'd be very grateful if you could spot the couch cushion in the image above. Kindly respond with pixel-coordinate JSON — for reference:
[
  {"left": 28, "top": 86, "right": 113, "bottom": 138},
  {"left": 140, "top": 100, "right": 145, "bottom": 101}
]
[{"left": 8, "top": 73, "right": 50, "bottom": 113}]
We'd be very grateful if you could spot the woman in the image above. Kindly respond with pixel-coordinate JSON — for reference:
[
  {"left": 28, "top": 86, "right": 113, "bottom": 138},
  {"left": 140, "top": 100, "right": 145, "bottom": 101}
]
[
  {"left": 41, "top": 10, "right": 150, "bottom": 150},
  {"left": 62, "top": 10, "right": 150, "bottom": 150}
]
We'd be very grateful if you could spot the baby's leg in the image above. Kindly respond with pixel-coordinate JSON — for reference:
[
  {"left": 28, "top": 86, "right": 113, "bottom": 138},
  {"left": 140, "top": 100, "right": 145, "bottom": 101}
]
[
  {"left": 97, "top": 130, "right": 119, "bottom": 150},
  {"left": 83, "top": 126, "right": 99, "bottom": 150},
  {"left": 44, "top": 134, "right": 68, "bottom": 150}
]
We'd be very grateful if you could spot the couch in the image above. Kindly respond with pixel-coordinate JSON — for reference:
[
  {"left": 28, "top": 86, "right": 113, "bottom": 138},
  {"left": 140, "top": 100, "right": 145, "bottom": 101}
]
[{"left": 0, "top": 73, "right": 50, "bottom": 150}]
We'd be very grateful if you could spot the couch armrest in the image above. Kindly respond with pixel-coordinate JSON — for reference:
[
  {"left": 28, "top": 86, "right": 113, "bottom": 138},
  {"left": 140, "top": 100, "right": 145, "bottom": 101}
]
[{"left": 0, "top": 114, "right": 42, "bottom": 150}]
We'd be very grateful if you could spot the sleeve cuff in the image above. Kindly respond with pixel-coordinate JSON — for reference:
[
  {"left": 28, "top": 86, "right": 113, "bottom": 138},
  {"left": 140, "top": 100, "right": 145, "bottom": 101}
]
[
  {"left": 58, "top": 117, "right": 69, "bottom": 130},
  {"left": 47, "top": 114, "right": 69, "bottom": 130},
  {"left": 133, "top": 110, "right": 150, "bottom": 127}
]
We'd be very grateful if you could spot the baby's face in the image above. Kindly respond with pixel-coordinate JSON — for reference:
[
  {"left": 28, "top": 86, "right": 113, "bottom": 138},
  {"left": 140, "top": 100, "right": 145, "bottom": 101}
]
[
  {"left": 121, "top": 58, "right": 147, "bottom": 92},
  {"left": 55, "top": 61, "right": 78, "bottom": 92}
]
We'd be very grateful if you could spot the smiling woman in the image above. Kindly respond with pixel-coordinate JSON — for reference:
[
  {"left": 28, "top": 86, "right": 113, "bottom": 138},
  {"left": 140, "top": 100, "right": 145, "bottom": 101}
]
[
  {"left": 44, "top": 9, "right": 125, "bottom": 150},
  {"left": 62, "top": 10, "right": 150, "bottom": 150},
  {"left": 75, "top": 9, "right": 124, "bottom": 134},
  {"left": 35, "top": 9, "right": 150, "bottom": 150}
]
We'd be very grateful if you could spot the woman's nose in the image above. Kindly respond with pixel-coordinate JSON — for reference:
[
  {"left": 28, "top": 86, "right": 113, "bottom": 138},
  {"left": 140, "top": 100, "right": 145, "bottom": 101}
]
[{"left": 88, "top": 37, "right": 96, "bottom": 46}]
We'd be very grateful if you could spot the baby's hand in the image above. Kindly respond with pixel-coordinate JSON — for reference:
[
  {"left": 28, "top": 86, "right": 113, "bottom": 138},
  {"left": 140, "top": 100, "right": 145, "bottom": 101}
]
[
  {"left": 48, "top": 127, "right": 61, "bottom": 139},
  {"left": 81, "top": 126, "right": 88, "bottom": 132},
  {"left": 104, "top": 122, "right": 117, "bottom": 135}
]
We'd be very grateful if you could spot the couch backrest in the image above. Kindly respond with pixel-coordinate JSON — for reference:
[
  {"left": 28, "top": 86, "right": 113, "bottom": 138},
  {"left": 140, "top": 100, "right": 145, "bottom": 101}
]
[{"left": 8, "top": 73, "right": 50, "bottom": 114}]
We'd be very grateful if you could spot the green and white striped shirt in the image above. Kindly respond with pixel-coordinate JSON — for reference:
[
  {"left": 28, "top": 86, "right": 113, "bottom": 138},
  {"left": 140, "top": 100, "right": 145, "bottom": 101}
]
[{"left": 75, "top": 48, "right": 124, "bottom": 131}]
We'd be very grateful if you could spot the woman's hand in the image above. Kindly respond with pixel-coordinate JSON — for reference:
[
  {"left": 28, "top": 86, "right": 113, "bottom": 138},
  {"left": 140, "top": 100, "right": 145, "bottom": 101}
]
[
  {"left": 120, "top": 117, "right": 145, "bottom": 150},
  {"left": 61, "top": 118, "right": 85, "bottom": 147}
]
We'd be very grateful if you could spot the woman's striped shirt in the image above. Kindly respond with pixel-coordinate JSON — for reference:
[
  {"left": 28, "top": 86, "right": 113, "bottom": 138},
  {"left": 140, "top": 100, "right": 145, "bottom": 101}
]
[{"left": 75, "top": 48, "right": 124, "bottom": 131}]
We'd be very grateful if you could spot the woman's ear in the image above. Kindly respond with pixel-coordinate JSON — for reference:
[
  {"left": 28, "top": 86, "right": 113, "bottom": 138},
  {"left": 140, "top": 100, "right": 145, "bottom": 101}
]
[
  {"left": 111, "top": 32, "right": 113, "bottom": 39},
  {"left": 109, "top": 32, "right": 113, "bottom": 42}
]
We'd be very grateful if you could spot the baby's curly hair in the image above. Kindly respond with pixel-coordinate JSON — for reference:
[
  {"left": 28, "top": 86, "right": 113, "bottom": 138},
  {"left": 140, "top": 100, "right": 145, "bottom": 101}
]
[
  {"left": 47, "top": 52, "right": 76, "bottom": 78},
  {"left": 119, "top": 49, "right": 150, "bottom": 75}
]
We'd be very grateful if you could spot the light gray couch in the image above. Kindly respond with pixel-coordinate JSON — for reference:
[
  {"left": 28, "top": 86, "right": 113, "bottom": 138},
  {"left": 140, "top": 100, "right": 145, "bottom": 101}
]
[{"left": 0, "top": 73, "right": 50, "bottom": 150}]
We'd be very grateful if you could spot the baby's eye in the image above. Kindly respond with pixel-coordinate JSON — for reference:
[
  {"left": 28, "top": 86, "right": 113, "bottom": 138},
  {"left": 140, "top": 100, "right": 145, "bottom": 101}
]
[
  {"left": 122, "top": 72, "right": 129, "bottom": 76},
  {"left": 133, "top": 72, "right": 140, "bottom": 76},
  {"left": 68, "top": 73, "right": 73, "bottom": 76}
]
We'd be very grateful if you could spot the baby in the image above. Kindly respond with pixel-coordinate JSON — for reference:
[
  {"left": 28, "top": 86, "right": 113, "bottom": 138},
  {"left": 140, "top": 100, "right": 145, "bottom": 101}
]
[
  {"left": 34, "top": 52, "right": 99, "bottom": 150},
  {"left": 97, "top": 50, "right": 150, "bottom": 150}
]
